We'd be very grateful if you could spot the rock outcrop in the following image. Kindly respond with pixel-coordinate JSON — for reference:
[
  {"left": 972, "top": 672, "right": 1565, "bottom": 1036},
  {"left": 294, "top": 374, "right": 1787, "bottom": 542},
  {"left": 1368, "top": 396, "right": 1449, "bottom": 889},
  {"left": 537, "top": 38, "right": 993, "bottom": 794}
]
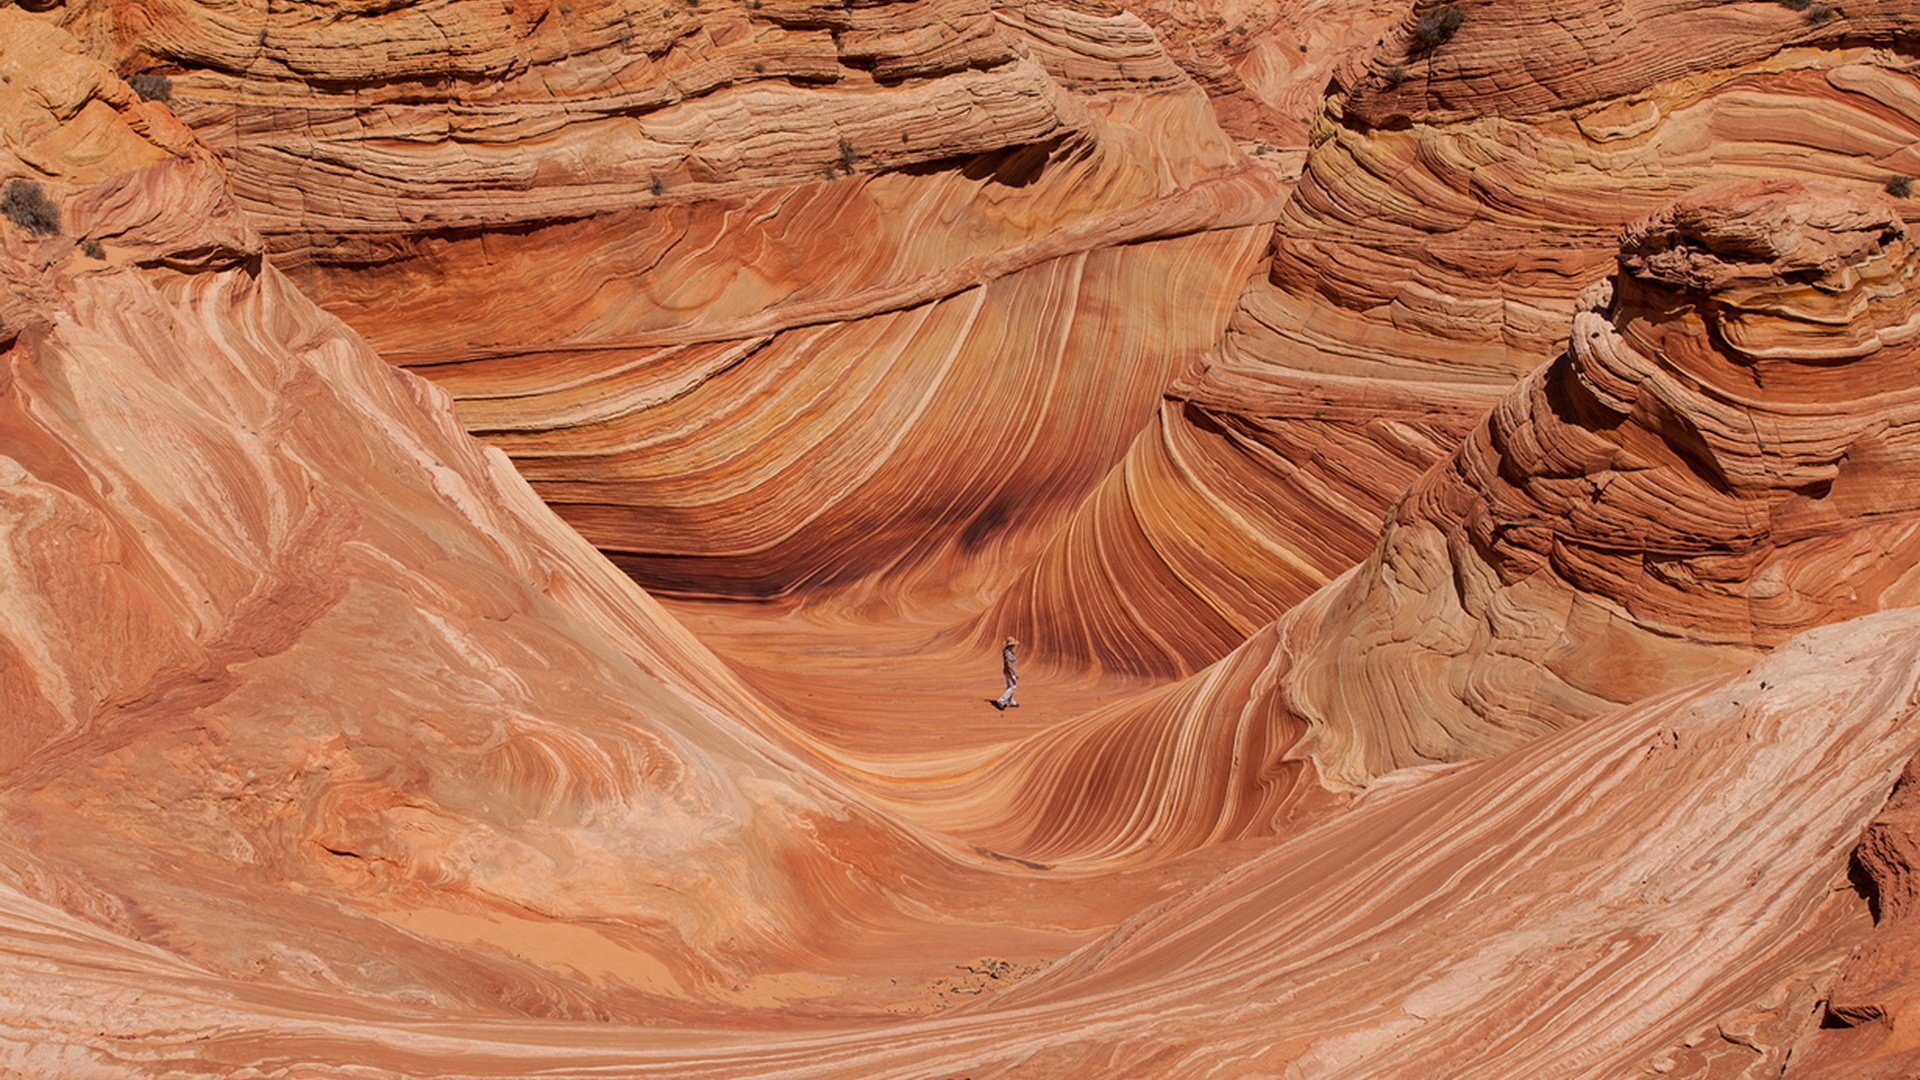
[
  {"left": 913, "top": 178, "right": 1920, "bottom": 874},
  {"left": 1791, "top": 749, "right": 1920, "bottom": 1078},
  {"left": 1294, "top": 178, "right": 1920, "bottom": 784},
  {"left": 985, "top": 0, "right": 1920, "bottom": 680}
]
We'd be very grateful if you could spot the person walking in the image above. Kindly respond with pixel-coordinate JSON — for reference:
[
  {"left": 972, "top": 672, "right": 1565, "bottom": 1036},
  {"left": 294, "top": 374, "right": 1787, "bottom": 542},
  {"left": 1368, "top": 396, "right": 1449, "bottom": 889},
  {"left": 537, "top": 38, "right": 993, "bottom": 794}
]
[{"left": 994, "top": 636, "right": 1020, "bottom": 710}]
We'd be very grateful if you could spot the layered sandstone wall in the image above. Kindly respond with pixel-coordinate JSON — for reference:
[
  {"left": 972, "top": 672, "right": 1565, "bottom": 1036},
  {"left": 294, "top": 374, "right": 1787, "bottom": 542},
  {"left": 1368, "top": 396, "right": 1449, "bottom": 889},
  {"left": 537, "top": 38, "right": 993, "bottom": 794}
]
[
  {"left": 27, "top": 0, "right": 1291, "bottom": 616},
  {"left": 917, "top": 180, "right": 1920, "bottom": 871},
  {"left": 982, "top": 3, "right": 1920, "bottom": 678}
]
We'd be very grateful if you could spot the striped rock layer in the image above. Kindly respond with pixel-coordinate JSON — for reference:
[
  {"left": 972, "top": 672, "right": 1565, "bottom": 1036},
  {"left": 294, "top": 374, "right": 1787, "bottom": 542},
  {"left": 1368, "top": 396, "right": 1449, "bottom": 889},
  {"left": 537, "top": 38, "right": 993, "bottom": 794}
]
[
  {"left": 977, "top": 3, "right": 1920, "bottom": 680},
  {"left": 2, "top": 0, "right": 1920, "bottom": 1077}
]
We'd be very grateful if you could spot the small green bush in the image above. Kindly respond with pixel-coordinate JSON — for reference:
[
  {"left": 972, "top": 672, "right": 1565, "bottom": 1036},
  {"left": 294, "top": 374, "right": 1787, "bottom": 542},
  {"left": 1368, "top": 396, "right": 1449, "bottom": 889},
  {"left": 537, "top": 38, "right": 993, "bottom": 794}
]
[
  {"left": 1, "top": 180, "right": 60, "bottom": 237},
  {"left": 1886, "top": 174, "right": 1913, "bottom": 199},
  {"left": 649, "top": 176, "right": 665, "bottom": 197},
  {"left": 127, "top": 72, "right": 172, "bottom": 103},
  {"left": 1411, "top": 4, "right": 1463, "bottom": 52}
]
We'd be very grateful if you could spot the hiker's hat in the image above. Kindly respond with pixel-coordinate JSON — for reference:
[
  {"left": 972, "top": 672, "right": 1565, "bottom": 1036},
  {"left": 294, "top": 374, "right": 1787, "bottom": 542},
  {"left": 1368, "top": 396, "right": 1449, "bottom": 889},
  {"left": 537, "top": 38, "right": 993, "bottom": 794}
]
[{"left": 1005, "top": 636, "right": 1020, "bottom": 647}]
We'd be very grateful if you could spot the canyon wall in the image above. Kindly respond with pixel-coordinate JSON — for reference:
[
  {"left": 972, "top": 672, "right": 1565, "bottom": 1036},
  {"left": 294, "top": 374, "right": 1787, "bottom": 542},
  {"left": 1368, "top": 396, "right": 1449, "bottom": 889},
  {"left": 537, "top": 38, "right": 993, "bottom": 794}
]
[
  {"left": 45, "top": 0, "right": 1289, "bottom": 618},
  {"left": 978, "top": 0, "right": 1920, "bottom": 677}
]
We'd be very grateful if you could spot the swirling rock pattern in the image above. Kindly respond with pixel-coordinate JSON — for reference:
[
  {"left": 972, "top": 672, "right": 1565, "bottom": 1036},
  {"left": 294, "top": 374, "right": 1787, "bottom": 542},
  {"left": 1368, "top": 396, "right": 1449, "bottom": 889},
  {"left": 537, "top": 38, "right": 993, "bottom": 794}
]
[
  {"left": 1291, "top": 178, "right": 1920, "bottom": 785},
  {"left": 8, "top": 609, "right": 1915, "bottom": 1076},
  {"left": 960, "top": 3, "right": 1920, "bottom": 681},
  {"left": 5, "top": 1, "right": 1920, "bottom": 1077},
  {"left": 38, "top": 0, "right": 1303, "bottom": 619},
  {"left": 1793, "top": 745, "right": 1920, "bottom": 1078},
  {"left": 0, "top": 14, "right": 1114, "bottom": 1029},
  {"left": 912, "top": 178, "right": 1920, "bottom": 874},
  {"left": 1122, "top": 0, "right": 1402, "bottom": 153},
  {"left": 971, "top": 358, "right": 1496, "bottom": 678},
  {"left": 467, "top": 223, "right": 1272, "bottom": 601}
]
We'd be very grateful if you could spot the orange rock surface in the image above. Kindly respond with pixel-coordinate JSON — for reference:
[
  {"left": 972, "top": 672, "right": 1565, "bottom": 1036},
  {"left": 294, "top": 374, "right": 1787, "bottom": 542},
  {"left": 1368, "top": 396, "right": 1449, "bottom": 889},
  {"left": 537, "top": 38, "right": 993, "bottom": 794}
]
[
  {"left": 4, "top": 0, "right": 1920, "bottom": 1075},
  {"left": 1795, "top": 745, "right": 1920, "bottom": 1078}
]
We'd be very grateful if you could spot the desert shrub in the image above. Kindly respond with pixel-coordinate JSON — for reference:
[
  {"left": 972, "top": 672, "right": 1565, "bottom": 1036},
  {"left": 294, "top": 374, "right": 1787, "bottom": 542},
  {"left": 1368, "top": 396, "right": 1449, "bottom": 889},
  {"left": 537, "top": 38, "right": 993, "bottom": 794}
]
[
  {"left": 81, "top": 239, "right": 105, "bottom": 259},
  {"left": 1887, "top": 174, "right": 1913, "bottom": 199},
  {"left": 1411, "top": 4, "right": 1463, "bottom": 52},
  {"left": 838, "top": 136, "right": 857, "bottom": 174},
  {"left": 1383, "top": 64, "right": 1408, "bottom": 88},
  {"left": 127, "top": 72, "right": 172, "bottom": 103},
  {"left": 1775, "top": 0, "right": 1810, "bottom": 9},
  {"left": 1, "top": 180, "right": 60, "bottom": 236},
  {"left": 1802, "top": 2, "right": 1834, "bottom": 23},
  {"left": 650, "top": 176, "right": 665, "bottom": 196}
]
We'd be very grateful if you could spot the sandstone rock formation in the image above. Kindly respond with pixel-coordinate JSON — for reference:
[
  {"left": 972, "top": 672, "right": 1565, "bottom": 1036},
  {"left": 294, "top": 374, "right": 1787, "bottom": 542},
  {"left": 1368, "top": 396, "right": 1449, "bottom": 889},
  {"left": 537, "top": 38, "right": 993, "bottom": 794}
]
[
  {"left": 982, "top": 0, "right": 1920, "bottom": 680},
  {"left": 0, "top": 11, "right": 1094, "bottom": 1027},
  {"left": 911, "top": 611, "right": 1920, "bottom": 1078},
  {"left": 888, "top": 177, "right": 1920, "bottom": 873},
  {"left": 4, "top": 0, "right": 1920, "bottom": 1076},
  {"left": 39, "top": 0, "right": 1297, "bottom": 626},
  {"left": 1794, "top": 745, "right": 1920, "bottom": 1079},
  {"left": 9, "top": 609, "right": 1914, "bottom": 1076},
  {"left": 1291, "top": 177, "right": 1920, "bottom": 783}
]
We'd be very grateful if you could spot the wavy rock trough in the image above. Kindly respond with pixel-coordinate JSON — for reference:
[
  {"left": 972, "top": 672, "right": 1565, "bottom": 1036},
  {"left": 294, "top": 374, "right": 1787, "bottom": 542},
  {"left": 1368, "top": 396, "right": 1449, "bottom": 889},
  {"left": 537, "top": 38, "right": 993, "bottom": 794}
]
[{"left": 4, "top": 0, "right": 1920, "bottom": 1075}]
